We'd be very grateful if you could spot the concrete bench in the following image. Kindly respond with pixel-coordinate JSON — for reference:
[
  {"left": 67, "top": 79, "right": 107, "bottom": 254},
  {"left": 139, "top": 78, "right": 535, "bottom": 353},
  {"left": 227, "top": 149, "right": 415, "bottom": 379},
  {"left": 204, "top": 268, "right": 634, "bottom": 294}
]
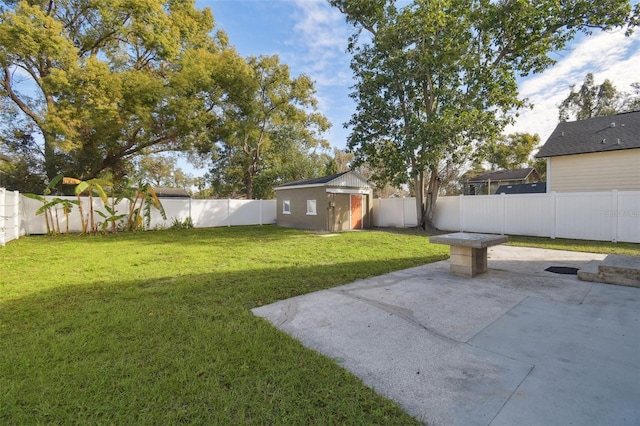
[{"left": 429, "top": 232, "right": 508, "bottom": 277}]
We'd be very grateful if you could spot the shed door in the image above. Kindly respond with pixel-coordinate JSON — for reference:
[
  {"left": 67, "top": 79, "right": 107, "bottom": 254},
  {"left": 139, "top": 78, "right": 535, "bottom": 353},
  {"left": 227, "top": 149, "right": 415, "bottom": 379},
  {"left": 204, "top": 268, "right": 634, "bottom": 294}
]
[{"left": 350, "top": 194, "right": 363, "bottom": 230}]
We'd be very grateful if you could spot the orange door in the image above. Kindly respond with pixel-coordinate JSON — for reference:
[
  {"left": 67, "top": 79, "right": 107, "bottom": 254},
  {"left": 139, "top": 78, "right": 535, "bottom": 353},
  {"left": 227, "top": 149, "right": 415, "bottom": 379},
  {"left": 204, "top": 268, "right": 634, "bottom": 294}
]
[{"left": 350, "top": 194, "right": 363, "bottom": 230}]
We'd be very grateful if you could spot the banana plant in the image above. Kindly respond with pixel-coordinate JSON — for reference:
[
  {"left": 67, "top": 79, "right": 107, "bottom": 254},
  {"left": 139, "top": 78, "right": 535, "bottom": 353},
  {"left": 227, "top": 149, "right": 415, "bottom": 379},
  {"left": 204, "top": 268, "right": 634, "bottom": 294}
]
[
  {"left": 23, "top": 174, "right": 65, "bottom": 235},
  {"left": 96, "top": 204, "right": 126, "bottom": 233},
  {"left": 63, "top": 177, "right": 112, "bottom": 234},
  {"left": 121, "top": 181, "right": 166, "bottom": 231}
]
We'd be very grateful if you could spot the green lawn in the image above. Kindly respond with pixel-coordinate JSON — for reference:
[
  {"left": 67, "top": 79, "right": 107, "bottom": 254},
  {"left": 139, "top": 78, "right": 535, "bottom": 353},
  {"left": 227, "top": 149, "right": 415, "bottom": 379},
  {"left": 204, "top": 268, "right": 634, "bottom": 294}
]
[
  {"left": 1, "top": 226, "right": 447, "bottom": 425},
  {"left": 507, "top": 235, "right": 640, "bottom": 256}
]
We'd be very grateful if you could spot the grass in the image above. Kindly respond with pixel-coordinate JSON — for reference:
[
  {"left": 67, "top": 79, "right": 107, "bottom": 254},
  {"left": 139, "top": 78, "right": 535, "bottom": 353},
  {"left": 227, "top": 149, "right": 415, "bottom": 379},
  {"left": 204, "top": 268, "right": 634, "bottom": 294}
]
[
  {"left": 378, "top": 226, "right": 640, "bottom": 256},
  {"left": 1, "top": 226, "right": 448, "bottom": 425},
  {"left": 507, "top": 235, "right": 640, "bottom": 256}
]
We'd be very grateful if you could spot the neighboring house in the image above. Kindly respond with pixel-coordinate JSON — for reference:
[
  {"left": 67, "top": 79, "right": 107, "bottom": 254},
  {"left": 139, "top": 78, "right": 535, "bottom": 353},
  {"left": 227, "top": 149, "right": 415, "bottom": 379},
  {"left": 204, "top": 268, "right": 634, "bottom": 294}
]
[
  {"left": 464, "top": 168, "right": 541, "bottom": 195},
  {"left": 536, "top": 111, "right": 640, "bottom": 192},
  {"left": 496, "top": 182, "right": 547, "bottom": 194},
  {"left": 152, "top": 187, "right": 191, "bottom": 198},
  {"left": 275, "top": 171, "right": 373, "bottom": 232}
]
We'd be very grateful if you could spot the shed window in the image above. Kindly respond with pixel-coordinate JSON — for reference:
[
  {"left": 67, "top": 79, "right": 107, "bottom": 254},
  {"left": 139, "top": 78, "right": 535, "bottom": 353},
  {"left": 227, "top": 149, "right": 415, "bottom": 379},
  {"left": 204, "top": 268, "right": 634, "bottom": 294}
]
[
  {"left": 306, "top": 200, "right": 317, "bottom": 215},
  {"left": 283, "top": 200, "right": 291, "bottom": 214}
]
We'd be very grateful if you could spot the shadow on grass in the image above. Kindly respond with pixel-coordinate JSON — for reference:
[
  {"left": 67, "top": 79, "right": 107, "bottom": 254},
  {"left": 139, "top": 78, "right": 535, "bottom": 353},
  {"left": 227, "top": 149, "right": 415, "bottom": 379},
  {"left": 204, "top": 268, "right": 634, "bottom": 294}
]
[{"left": 1, "top": 257, "right": 438, "bottom": 425}]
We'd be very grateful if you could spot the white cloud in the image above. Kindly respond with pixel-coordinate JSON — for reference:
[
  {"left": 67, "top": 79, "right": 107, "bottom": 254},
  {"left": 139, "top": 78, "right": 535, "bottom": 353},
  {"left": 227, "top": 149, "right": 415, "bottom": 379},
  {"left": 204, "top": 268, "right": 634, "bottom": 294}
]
[
  {"left": 283, "top": 0, "right": 356, "bottom": 147},
  {"left": 508, "top": 29, "right": 640, "bottom": 142}
]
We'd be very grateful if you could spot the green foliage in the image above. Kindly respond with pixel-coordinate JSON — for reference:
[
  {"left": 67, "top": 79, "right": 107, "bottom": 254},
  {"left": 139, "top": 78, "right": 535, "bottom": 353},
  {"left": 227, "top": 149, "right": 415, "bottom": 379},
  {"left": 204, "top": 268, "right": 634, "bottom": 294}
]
[
  {"left": 169, "top": 216, "right": 194, "bottom": 230},
  {"left": 0, "top": 128, "right": 47, "bottom": 193},
  {"left": 0, "top": 0, "right": 244, "bottom": 182},
  {"left": 478, "top": 133, "right": 541, "bottom": 171},
  {"left": 130, "top": 154, "right": 194, "bottom": 190},
  {"left": 331, "top": 0, "right": 637, "bottom": 229},
  {"left": 95, "top": 204, "right": 127, "bottom": 234},
  {"left": 559, "top": 73, "right": 640, "bottom": 121},
  {"left": 22, "top": 174, "right": 65, "bottom": 234},
  {"left": 120, "top": 181, "right": 167, "bottom": 232},
  {"left": 204, "top": 55, "right": 331, "bottom": 199},
  {"left": 559, "top": 73, "right": 622, "bottom": 121}
]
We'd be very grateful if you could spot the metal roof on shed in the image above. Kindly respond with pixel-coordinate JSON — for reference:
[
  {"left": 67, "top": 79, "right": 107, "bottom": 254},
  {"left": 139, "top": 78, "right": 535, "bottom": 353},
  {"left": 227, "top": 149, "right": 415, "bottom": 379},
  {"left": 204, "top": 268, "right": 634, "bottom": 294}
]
[{"left": 275, "top": 171, "right": 371, "bottom": 190}]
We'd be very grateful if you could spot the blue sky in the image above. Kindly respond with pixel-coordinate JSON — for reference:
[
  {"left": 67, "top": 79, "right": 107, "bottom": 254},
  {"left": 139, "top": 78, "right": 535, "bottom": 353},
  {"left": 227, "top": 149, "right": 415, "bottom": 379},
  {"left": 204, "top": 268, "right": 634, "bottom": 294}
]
[{"left": 195, "top": 0, "right": 640, "bottom": 155}]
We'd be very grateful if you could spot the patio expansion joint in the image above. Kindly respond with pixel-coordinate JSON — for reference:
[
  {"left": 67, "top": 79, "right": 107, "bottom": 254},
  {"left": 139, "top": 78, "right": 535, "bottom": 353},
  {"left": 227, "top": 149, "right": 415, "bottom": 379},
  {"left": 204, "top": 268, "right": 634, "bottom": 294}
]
[
  {"left": 488, "top": 361, "right": 536, "bottom": 426},
  {"left": 330, "top": 288, "right": 461, "bottom": 344},
  {"left": 578, "top": 282, "right": 595, "bottom": 305}
]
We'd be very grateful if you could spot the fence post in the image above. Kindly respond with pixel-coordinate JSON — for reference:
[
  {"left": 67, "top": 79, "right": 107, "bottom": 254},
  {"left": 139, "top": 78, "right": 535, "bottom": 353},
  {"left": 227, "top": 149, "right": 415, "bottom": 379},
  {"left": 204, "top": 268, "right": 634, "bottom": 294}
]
[
  {"left": 459, "top": 194, "right": 464, "bottom": 232},
  {"left": 227, "top": 199, "right": 231, "bottom": 227},
  {"left": 402, "top": 197, "right": 406, "bottom": 228},
  {"left": 501, "top": 192, "right": 506, "bottom": 235},
  {"left": 0, "top": 188, "right": 5, "bottom": 246},
  {"left": 12, "top": 190, "right": 20, "bottom": 240},
  {"left": 259, "top": 200, "right": 263, "bottom": 226},
  {"left": 611, "top": 190, "right": 618, "bottom": 243},
  {"left": 551, "top": 191, "right": 557, "bottom": 239}
]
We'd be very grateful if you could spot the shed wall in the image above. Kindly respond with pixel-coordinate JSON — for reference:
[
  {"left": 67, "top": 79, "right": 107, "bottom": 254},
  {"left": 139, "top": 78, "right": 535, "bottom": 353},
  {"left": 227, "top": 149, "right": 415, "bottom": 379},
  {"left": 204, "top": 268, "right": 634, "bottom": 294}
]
[{"left": 276, "top": 186, "right": 328, "bottom": 230}]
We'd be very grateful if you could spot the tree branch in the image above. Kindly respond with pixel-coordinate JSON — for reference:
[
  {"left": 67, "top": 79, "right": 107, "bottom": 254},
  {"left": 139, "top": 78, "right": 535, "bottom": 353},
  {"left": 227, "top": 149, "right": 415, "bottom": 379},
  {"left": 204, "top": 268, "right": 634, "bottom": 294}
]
[{"left": 1, "top": 66, "right": 43, "bottom": 127}]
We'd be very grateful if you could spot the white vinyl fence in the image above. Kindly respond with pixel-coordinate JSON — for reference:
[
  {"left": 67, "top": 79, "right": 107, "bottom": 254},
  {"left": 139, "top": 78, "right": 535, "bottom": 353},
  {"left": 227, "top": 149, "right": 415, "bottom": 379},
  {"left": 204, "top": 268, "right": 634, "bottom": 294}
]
[
  {"left": 4, "top": 188, "right": 639, "bottom": 245},
  {"left": 0, "top": 188, "right": 21, "bottom": 246},
  {"left": 374, "top": 191, "right": 640, "bottom": 243},
  {"left": 18, "top": 195, "right": 276, "bottom": 236}
]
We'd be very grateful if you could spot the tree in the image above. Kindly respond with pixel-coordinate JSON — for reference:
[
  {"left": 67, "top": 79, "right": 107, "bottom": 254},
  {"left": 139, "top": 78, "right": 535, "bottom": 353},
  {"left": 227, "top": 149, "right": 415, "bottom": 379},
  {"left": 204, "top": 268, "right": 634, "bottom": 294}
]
[
  {"left": 130, "top": 154, "right": 194, "bottom": 190},
  {"left": 559, "top": 73, "right": 621, "bottom": 121},
  {"left": 324, "top": 148, "right": 354, "bottom": 175},
  {"left": 204, "top": 55, "right": 331, "bottom": 199},
  {"left": 559, "top": 73, "right": 640, "bottom": 121},
  {"left": 331, "top": 0, "right": 637, "bottom": 230},
  {"left": 0, "top": 0, "right": 243, "bottom": 183},
  {"left": 479, "top": 133, "right": 541, "bottom": 171}
]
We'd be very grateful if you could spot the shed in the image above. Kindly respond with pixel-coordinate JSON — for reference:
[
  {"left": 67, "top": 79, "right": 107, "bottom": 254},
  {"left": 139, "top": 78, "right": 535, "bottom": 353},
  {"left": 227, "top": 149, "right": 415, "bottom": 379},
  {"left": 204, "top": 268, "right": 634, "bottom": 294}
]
[
  {"left": 275, "top": 171, "right": 373, "bottom": 231},
  {"left": 535, "top": 111, "right": 640, "bottom": 192}
]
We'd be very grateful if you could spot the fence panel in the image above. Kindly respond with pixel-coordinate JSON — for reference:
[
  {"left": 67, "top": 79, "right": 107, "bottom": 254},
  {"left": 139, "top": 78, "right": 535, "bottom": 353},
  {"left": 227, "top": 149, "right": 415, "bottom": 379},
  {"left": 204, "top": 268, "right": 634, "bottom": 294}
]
[
  {"left": 0, "top": 189, "right": 22, "bottom": 245},
  {"left": 616, "top": 191, "right": 640, "bottom": 243},
  {"left": 379, "top": 191, "right": 640, "bottom": 243},
  {"left": 373, "top": 198, "right": 417, "bottom": 227},
  {"left": 504, "top": 194, "right": 554, "bottom": 237},
  {"left": 554, "top": 192, "right": 614, "bottom": 241},
  {"left": 460, "top": 195, "right": 503, "bottom": 234},
  {"left": 433, "top": 196, "right": 460, "bottom": 231}
]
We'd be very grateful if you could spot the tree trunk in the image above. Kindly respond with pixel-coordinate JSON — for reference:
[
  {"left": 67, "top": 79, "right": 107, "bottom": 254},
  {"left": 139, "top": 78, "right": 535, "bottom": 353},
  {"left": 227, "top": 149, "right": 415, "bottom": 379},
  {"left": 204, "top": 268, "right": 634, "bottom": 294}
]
[
  {"left": 416, "top": 165, "right": 440, "bottom": 232},
  {"left": 245, "top": 167, "right": 254, "bottom": 199}
]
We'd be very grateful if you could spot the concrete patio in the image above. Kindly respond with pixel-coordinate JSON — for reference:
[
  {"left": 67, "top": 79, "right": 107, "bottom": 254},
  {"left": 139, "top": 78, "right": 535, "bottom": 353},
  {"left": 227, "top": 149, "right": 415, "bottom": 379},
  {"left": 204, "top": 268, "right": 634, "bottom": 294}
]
[{"left": 252, "top": 245, "right": 640, "bottom": 426}]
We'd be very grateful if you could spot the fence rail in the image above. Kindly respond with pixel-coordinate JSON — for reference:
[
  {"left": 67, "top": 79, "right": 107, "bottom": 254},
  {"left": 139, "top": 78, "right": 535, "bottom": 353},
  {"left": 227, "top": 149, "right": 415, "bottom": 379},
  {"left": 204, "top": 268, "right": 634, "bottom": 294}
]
[
  {"left": 374, "top": 191, "right": 640, "bottom": 243},
  {"left": 3, "top": 188, "right": 639, "bottom": 245}
]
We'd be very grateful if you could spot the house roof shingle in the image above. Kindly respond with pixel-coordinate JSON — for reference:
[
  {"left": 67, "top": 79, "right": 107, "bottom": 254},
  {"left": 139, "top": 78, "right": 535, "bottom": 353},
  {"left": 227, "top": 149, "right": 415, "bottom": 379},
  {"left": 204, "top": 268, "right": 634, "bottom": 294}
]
[
  {"left": 466, "top": 168, "right": 537, "bottom": 183},
  {"left": 536, "top": 110, "right": 640, "bottom": 158}
]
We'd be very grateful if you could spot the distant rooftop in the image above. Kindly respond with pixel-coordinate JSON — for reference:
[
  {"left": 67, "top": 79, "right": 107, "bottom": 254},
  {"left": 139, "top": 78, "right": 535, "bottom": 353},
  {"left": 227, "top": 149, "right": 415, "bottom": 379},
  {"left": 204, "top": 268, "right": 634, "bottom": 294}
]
[{"left": 466, "top": 168, "right": 538, "bottom": 183}]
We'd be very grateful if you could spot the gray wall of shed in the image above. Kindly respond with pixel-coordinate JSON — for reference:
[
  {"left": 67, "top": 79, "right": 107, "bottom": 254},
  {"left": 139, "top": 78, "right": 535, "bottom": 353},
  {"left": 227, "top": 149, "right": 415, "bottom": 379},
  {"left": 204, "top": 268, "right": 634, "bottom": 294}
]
[
  {"left": 276, "top": 186, "right": 329, "bottom": 230},
  {"left": 276, "top": 187, "right": 373, "bottom": 231}
]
